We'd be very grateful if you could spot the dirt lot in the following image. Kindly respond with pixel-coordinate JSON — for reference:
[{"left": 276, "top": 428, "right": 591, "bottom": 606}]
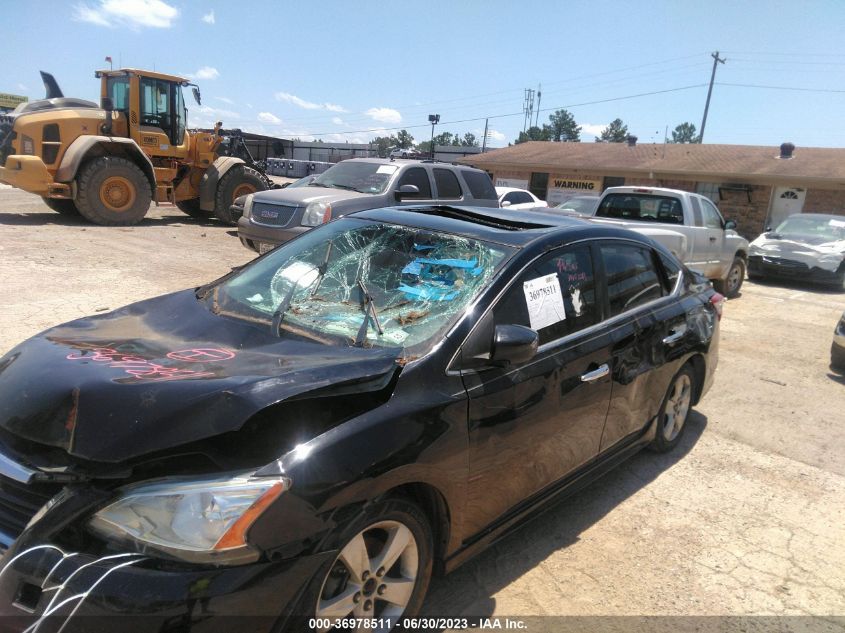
[{"left": 1, "top": 188, "right": 844, "bottom": 624}]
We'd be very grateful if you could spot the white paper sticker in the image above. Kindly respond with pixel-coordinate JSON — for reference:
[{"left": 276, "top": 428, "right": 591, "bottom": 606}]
[
  {"left": 829, "top": 219, "right": 845, "bottom": 228},
  {"left": 523, "top": 274, "right": 566, "bottom": 331},
  {"left": 377, "top": 165, "right": 399, "bottom": 175}
]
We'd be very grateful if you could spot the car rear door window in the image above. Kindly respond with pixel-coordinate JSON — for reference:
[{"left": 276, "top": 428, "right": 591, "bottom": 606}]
[
  {"left": 433, "top": 168, "right": 463, "bottom": 199},
  {"left": 462, "top": 171, "right": 498, "bottom": 200},
  {"left": 601, "top": 243, "right": 666, "bottom": 316},
  {"left": 493, "top": 246, "right": 597, "bottom": 345},
  {"left": 658, "top": 251, "right": 683, "bottom": 293},
  {"left": 397, "top": 167, "right": 432, "bottom": 199}
]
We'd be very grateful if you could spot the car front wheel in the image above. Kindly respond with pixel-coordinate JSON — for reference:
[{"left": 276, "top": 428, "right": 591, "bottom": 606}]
[
  {"left": 295, "top": 498, "right": 433, "bottom": 632},
  {"left": 714, "top": 256, "right": 745, "bottom": 298}
]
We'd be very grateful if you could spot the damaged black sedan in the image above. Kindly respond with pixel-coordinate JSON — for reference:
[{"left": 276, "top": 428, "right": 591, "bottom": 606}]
[{"left": 0, "top": 206, "right": 721, "bottom": 632}]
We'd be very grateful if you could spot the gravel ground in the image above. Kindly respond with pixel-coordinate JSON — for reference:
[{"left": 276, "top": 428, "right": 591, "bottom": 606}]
[{"left": 1, "top": 189, "right": 843, "bottom": 626}]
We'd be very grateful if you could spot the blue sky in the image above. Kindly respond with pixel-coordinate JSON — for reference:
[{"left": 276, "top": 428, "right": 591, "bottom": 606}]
[{"left": 5, "top": 0, "right": 845, "bottom": 148}]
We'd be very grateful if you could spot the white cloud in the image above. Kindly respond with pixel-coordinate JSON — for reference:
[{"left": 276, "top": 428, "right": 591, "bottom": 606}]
[
  {"left": 201, "top": 9, "right": 214, "bottom": 24},
  {"left": 365, "top": 107, "right": 402, "bottom": 124},
  {"left": 73, "top": 0, "right": 178, "bottom": 28},
  {"left": 331, "top": 116, "right": 345, "bottom": 126},
  {"left": 258, "top": 112, "right": 282, "bottom": 124},
  {"left": 274, "top": 92, "right": 347, "bottom": 112},
  {"left": 189, "top": 104, "right": 240, "bottom": 128},
  {"left": 194, "top": 66, "right": 219, "bottom": 80},
  {"left": 487, "top": 129, "right": 506, "bottom": 141},
  {"left": 214, "top": 96, "right": 234, "bottom": 105},
  {"left": 580, "top": 123, "right": 606, "bottom": 138}
]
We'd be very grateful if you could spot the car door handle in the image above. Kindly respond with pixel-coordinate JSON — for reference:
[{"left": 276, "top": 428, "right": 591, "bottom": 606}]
[
  {"left": 663, "top": 325, "right": 687, "bottom": 345},
  {"left": 709, "top": 236, "right": 717, "bottom": 242},
  {"left": 580, "top": 364, "right": 610, "bottom": 383}
]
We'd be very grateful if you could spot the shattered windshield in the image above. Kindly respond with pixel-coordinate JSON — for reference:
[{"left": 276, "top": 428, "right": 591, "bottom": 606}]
[
  {"left": 774, "top": 215, "right": 845, "bottom": 241},
  {"left": 309, "top": 162, "right": 399, "bottom": 194},
  {"left": 212, "top": 218, "right": 514, "bottom": 355}
]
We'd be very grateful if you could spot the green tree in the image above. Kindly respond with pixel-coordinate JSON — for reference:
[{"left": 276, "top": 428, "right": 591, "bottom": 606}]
[
  {"left": 461, "top": 132, "right": 479, "bottom": 147},
  {"left": 670, "top": 122, "right": 700, "bottom": 144},
  {"left": 395, "top": 129, "right": 415, "bottom": 149},
  {"left": 515, "top": 125, "right": 552, "bottom": 144},
  {"left": 371, "top": 134, "right": 398, "bottom": 156},
  {"left": 547, "top": 109, "right": 581, "bottom": 142},
  {"left": 597, "top": 118, "right": 629, "bottom": 143}
]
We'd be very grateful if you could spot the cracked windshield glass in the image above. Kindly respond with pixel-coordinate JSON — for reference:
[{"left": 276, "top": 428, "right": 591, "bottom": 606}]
[{"left": 212, "top": 218, "right": 514, "bottom": 354}]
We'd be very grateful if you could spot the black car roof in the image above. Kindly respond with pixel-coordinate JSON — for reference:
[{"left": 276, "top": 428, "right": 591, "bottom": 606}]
[{"left": 352, "top": 205, "right": 657, "bottom": 248}]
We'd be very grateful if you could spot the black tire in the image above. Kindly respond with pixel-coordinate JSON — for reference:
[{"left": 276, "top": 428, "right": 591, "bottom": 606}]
[
  {"left": 75, "top": 156, "right": 152, "bottom": 226},
  {"left": 649, "top": 364, "right": 696, "bottom": 453},
  {"left": 175, "top": 198, "right": 211, "bottom": 219},
  {"left": 832, "top": 343, "right": 845, "bottom": 371},
  {"left": 286, "top": 497, "right": 433, "bottom": 631},
  {"left": 213, "top": 165, "right": 267, "bottom": 224},
  {"left": 41, "top": 197, "right": 80, "bottom": 216},
  {"left": 714, "top": 256, "right": 745, "bottom": 298}
]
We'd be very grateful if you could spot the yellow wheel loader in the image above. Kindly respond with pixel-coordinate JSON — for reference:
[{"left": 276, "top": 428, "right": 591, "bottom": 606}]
[{"left": 0, "top": 69, "right": 274, "bottom": 226}]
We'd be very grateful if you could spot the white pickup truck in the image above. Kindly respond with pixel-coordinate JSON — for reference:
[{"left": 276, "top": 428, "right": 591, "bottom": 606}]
[{"left": 588, "top": 186, "right": 749, "bottom": 297}]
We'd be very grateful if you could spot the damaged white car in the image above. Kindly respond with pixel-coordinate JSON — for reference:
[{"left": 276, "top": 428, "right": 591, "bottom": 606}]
[{"left": 747, "top": 213, "right": 845, "bottom": 289}]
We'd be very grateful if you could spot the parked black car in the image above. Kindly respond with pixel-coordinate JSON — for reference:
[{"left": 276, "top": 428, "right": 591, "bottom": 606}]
[{"left": 0, "top": 206, "right": 722, "bottom": 632}]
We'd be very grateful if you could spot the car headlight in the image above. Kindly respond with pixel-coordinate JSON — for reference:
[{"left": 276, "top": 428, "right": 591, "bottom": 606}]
[
  {"left": 242, "top": 193, "right": 255, "bottom": 218},
  {"left": 89, "top": 472, "right": 290, "bottom": 565},
  {"left": 302, "top": 201, "right": 332, "bottom": 226}
]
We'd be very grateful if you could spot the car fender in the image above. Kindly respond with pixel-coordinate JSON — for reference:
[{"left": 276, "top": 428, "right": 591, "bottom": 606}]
[
  {"left": 199, "top": 156, "right": 245, "bottom": 211},
  {"left": 54, "top": 135, "right": 156, "bottom": 194}
]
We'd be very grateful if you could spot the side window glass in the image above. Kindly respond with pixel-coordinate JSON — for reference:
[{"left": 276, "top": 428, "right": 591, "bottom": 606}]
[
  {"left": 107, "top": 77, "right": 129, "bottom": 111},
  {"left": 433, "top": 168, "right": 462, "bottom": 199},
  {"left": 397, "top": 167, "right": 432, "bottom": 199},
  {"left": 601, "top": 243, "right": 666, "bottom": 316},
  {"left": 502, "top": 192, "right": 518, "bottom": 204},
  {"left": 140, "top": 78, "right": 172, "bottom": 130},
  {"left": 493, "top": 246, "right": 597, "bottom": 346},
  {"left": 658, "top": 251, "right": 682, "bottom": 293},
  {"left": 462, "top": 171, "right": 497, "bottom": 200},
  {"left": 513, "top": 192, "right": 533, "bottom": 204},
  {"left": 701, "top": 199, "right": 724, "bottom": 229}
]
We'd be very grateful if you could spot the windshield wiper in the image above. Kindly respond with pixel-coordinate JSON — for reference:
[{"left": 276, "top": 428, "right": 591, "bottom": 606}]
[
  {"left": 270, "top": 266, "right": 318, "bottom": 337},
  {"left": 310, "top": 240, "right": 333, "bottom": 297},
  {"left": 354, "top": 278, "right": 383, "bottom": 347}
]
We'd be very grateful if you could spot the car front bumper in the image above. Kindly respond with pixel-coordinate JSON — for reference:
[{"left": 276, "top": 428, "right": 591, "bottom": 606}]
[
  {"left": 748, "top": 255, "right": 844, "bottom": 285},
  {"left": 237, "top": 216, "right": 309, "bottom": 253}
]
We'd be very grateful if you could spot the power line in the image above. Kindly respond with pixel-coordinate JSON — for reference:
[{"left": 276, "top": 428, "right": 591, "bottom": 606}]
[{"left": 716, "top": 82, "right": 845, "bottom": 93}]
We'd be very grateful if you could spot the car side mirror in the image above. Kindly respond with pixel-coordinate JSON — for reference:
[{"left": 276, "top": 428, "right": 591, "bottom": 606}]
[
  {"left": 491, "top": 324, "right": 539, "bottom": 366},
  {"left": 501, "top": 200, "right": 512, "bottom": 208},
  {"left": 724, "top": 219, "right": 737, "bottom": 230},
  {"left": 395, "top": 184, "right": 419, "bottom": 200},
  {"left": 100, "top": 97, "right": 114, "bottom": 112}
]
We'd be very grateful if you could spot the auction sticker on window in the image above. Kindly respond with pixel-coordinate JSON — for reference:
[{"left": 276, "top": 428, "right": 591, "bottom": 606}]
[{"left": 523, "top": 274, "right": 566, "bottom": 330}]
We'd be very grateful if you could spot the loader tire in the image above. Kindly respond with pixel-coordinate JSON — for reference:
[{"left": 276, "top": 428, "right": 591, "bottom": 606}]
[
  {"left": 76, "top": 156, "right": 152, "bottom": 226},
  {"left": 176, "top": 198, "right": 211, "bottom": 219},
  {"left": 41, "top": 197, "right": 80, "bottom": 216},
  {"left": 213, "top": 165, "right": 266, "bottom": 225}
]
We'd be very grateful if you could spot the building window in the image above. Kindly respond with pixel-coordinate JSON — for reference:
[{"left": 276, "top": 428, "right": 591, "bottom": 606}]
[
  {"left": 529, "top": 172, "right": 549, "bottom": 200},
  {"left": 696, "top": 182, "right": 721, "bottom": 204},
  {"left": 602, "top": 176, "right": 625, "bottom": 191}
]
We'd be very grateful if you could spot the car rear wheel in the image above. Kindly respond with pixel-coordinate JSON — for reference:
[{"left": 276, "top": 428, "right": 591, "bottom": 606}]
[
  {"left": 650, "top": 365, "right": 695, "bottom": 453},
  {"left": 714, "top": 256, "right": 745, "bottom": 298},
  {"left": 291, "top": 498, "right": 432, "bottom": 632},
  {"left": 41, "top": 197, "right": 81, "bottom": 216}
]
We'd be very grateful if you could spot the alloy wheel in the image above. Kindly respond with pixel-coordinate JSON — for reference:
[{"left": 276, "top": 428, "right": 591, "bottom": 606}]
[
  {"left": 316, "top": 520, "right": 419, "bottom": 632},
  {"left": 662, "top": 373, "right": 692, "bottom": 442},
  {"left": 727, "top": 262, "right": 743, "bottom": 294}
]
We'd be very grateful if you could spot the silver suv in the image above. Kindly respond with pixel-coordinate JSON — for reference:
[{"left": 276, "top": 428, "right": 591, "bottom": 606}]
[{"left": 236, "top": 158, "right": 499, "bottom": 253}]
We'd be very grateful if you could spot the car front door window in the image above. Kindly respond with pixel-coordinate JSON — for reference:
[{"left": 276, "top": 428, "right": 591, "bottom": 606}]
[{"left": 396, "top": 167, "right": 432, "bottom": 199}]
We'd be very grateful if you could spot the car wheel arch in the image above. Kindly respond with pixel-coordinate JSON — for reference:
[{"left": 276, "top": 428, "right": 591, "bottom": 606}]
[{"left": 686, "top": 353, "right": 707, "bottom": 406}]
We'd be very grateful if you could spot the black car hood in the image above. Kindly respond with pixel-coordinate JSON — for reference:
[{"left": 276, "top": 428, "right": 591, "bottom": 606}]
[{"left": 0, "top": 290, "right": 400, "bottom": 463}]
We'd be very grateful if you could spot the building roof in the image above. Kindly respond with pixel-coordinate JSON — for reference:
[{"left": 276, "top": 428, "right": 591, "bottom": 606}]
[{"left": 459, "top": 141, "right": 845, "bottom": 185}]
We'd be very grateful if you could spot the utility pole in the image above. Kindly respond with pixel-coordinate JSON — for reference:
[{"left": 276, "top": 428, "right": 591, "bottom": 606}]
[
  {"left": 534, "top": 84, "right": 542, "bottom": 128},
  {"left": 428, "top": 114, "right": 440, "bottom": 160},
  {"left": 523, "top": 88, "right": 535, "bottom": 133},
  {"left": 699, "top": 51, "right": 726, "bottom": 143},
  {"left": 481, "top": 118, "right": 489, "bottom": 153}
]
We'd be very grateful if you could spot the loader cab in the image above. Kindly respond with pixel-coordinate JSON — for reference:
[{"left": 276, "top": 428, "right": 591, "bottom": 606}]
[{"left": 98, "top": 69, "right": 192, "bottom": 159}]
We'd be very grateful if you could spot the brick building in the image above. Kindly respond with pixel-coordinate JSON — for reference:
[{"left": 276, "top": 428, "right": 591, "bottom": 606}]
[{"left": 459, "top": 141, "right": 845, "bottom": 239}]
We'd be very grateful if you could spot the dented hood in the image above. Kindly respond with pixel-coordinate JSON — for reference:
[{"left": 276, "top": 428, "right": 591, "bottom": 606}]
[
  {"left": 0, "top": 290, "right": 400, "bottom": 463},
  {"left": 749, "top": 232, "right": 845, "bottom": 272}
]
